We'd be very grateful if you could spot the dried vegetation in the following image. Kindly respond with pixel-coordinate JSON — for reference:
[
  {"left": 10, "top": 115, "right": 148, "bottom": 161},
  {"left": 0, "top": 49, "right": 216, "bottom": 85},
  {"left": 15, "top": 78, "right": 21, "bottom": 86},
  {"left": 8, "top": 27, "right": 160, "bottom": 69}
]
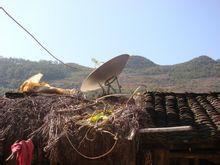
[{"left": 0, "top": 93, "right": 151, "bottom": 163}]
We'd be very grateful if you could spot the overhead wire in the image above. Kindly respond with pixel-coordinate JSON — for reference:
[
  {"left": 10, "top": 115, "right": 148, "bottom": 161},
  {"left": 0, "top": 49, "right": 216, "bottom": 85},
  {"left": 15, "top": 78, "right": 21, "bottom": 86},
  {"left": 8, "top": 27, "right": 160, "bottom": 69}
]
[{"left": 0, "top": 6, "right": 77, "bottom": 70}]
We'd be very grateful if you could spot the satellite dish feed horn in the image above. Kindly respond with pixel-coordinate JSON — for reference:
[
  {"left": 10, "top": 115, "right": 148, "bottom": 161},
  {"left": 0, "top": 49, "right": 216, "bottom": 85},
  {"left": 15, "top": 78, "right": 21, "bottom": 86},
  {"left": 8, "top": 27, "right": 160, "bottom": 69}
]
[{"left": 80, "top": 54, "right": 130, "bottom": 94}]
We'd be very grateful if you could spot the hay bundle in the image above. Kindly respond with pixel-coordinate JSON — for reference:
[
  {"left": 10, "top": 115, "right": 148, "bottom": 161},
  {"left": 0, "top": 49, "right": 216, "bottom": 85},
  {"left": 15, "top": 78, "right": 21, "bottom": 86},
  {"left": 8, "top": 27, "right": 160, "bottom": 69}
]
[{"left": 0, "top": 94, "right": 152, "bottom": 164}]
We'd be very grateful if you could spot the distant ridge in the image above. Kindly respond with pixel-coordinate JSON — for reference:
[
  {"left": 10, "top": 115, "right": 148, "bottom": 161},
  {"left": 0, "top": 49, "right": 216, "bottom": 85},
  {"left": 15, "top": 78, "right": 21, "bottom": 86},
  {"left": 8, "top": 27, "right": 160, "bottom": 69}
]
[
  {"left": 126, "top": 55, "right": 217, "bottom": 68},
  {"left": 168, "top": 55, "right": 219, "bottom": 81},
  {"left": 126, "top": 55, "right": 157, "bottom": 68},
  {"left": 181, "top": 55, "right": 217, "bottom": 65},
  {"left": 122, "top": 55, "right": 220, "bottom": 92},
  {"left": 0, "top": 55, "right": 219, "bottom": 94}
]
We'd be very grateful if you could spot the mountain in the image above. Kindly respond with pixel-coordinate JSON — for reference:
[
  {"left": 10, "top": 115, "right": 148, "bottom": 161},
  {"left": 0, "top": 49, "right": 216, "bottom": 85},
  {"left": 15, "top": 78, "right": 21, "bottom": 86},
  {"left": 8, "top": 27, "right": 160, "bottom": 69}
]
[
  {"left": 121, "top": 55, "right": 220, "bottom": 92},
  {"left": 126, "top": 55, "right": 157, "bottom": 68},
  {"left": 187, "top": 55, "right": 217, "bottom": 64},
  {"left": 169, "top": 55, "right": 219, "bottom": 80},
  {"left": 0, "top": 57, "right": 90, "bottom": 93},
  {"left": 0, "top": 55, "right": 219, "bottom": 95},
  {"left": 217, "top": 59, "right": 220, "bottom": 62}
]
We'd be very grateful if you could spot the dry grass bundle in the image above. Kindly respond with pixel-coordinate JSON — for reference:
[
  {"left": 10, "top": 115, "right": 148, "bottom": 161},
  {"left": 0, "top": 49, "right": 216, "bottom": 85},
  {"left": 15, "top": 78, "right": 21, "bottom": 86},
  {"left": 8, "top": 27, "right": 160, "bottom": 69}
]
[{"left": 0, "top": 93, "right": 152, "bottom": 164}]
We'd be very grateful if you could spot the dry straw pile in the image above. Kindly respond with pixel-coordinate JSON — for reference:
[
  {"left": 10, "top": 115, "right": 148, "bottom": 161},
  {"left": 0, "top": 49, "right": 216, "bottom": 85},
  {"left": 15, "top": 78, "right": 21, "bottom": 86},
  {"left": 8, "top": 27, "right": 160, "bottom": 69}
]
[{"left": 0, "top": 93, "right": 152, "bottom": 164}]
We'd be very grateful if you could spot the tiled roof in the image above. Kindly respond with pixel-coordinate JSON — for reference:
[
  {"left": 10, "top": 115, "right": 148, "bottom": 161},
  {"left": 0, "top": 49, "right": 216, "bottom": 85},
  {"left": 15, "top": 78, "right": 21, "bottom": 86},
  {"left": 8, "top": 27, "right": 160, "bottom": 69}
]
[{"left": 143, "top": 92, "right": 220, "bottom": 140}]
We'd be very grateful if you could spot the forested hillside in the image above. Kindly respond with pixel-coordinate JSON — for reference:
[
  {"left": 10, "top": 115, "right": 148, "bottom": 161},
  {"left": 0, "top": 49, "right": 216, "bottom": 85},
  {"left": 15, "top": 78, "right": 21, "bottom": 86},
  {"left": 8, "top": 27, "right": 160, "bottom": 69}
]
[
  {"left": 0, "top": 57, "right": 90, "bottom": 94},
  {"left": 123, "top": 55, "right": 220, "bottom": 92},
  {"left": 0, "top": 55, "right": 219, "bottom": 95}
]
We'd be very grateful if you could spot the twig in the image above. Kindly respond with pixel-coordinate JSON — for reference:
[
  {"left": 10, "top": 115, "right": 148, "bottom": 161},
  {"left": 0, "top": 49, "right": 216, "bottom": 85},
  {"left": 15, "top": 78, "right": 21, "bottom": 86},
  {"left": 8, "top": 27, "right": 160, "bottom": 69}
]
[
  {"left": 96, "top": 94, "right": 129, "bottom": 102},
  {"left": 126, "top": 85, "right": 147, "bottom": 107},
  {"left": 77, "top": 127, "right": 92, "bottom": 149}
]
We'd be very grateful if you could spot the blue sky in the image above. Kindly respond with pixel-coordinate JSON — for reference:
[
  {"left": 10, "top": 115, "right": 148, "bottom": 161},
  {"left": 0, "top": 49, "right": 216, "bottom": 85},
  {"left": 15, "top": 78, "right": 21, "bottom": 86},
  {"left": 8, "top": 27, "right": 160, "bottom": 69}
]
[{"left": 0, "top": 0, "right": 220, "bottom": 67}]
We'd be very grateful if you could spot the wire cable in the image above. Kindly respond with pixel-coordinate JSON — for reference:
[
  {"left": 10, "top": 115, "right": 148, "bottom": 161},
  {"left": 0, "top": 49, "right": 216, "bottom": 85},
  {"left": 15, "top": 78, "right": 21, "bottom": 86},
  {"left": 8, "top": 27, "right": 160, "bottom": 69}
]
[{"left": 0, "top": 6, "right": 76, "bottom": 70}]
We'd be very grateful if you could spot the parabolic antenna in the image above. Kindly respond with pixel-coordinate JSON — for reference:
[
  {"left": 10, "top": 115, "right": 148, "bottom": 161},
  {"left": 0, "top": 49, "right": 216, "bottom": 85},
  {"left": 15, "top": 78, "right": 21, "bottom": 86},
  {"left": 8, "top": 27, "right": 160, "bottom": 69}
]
[{"left": 80, "top": 54, "right": 130, "bottom": 93}]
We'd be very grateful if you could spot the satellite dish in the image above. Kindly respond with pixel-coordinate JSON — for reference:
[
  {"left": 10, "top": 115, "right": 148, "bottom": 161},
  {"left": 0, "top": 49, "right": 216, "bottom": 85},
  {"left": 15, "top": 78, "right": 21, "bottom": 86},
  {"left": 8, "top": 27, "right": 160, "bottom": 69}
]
[{"left": 81, "top": 54, "right": 130, "bottom": 94}]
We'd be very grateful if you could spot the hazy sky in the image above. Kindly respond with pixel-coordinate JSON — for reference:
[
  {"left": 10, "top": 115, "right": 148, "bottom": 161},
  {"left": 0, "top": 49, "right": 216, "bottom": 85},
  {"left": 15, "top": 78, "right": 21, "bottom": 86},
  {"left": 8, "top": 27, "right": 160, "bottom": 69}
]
[{"left": 0, "top": 0, "right": 220, "bottom": 67}]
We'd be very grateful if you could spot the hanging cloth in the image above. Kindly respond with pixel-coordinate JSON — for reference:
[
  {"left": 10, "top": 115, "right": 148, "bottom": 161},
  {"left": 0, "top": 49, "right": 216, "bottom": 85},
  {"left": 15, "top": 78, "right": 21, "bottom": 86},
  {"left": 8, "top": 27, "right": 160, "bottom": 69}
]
[{"left": 11, "top": 139, "right": 34, "bottom": 165}]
